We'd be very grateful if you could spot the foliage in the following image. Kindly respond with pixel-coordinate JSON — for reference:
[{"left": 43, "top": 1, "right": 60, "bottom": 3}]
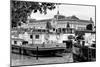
[
  {"left": 76, "top": 35, "right": 84, "bottom": 40},
  {"left": 11, "top": 0, "right": 56, "bottom": 27},
  {"left": 86, "top": 24, "right": 93, "bottom": 30},
  {"left": 75, "top": 31, "right": 84, "bottom": 40},
  {"left": 75, "top": 31, "right": 84, "bottom": 36},
  {"left": 68, "top": 35, "right": 74, "bottom": 39}
]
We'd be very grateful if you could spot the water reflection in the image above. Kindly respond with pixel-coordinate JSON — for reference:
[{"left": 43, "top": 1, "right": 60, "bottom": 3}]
[{"left": 11, "top": 53, "right": 73, "bottom": 66}]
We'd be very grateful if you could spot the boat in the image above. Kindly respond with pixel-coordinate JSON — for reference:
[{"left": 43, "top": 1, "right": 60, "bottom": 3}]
[{"left": 11, "top": 28, "right": 74, "bottom": 56}]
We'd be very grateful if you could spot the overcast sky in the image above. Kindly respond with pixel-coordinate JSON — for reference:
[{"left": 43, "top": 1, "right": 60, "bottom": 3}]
[{"left": 30, "top": 4, "right": 95, "bottom": 23}]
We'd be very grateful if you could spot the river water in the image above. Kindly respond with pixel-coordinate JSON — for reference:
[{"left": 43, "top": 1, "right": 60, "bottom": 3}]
[{"left": 11, "top": 53, "right": 73, "bottom": 66}]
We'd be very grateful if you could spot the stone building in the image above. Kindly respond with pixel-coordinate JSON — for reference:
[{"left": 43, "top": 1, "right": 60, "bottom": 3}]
[{"left": 20, "top": 11, "right": 94, "bottom": 31}]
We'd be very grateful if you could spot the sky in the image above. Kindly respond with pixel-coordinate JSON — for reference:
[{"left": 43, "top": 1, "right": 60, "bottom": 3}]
[{"left": 30, "top": 4, "right": 95, "bottom": 23}]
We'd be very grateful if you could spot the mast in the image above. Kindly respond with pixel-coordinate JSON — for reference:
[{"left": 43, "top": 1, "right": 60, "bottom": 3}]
[
  {"left": 54, "top": 3, "right": 60, "bottom": 32},
  {"left": 57, "top": 3, "right": 60, "bottom": 20}
]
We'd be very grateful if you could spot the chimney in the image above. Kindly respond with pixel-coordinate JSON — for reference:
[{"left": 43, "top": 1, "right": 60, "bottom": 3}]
[{"left": 90, "top": 17, "right": 93, "bottom": 23}]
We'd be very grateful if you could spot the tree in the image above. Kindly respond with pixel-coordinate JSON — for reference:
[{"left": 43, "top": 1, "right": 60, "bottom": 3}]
[
  {"left": 75, "top": 31, "right": 84, "bottom": 40},
  {"left": 86, "top": 24, "right": 93, "bottom": 30},
  {"left": 11, "top": 0, "right": 56, "bottom": 28},
  {"left": 68, "top": 35, "right": 74, "bottom": 40}
]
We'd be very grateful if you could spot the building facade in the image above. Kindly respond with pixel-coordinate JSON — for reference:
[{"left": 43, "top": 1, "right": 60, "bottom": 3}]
[
  {"left": 12, "top": 12, "right": 95, "bottom": 47},
  {"left": 20, "top": 11, "right": 94, "bottom": 31}
]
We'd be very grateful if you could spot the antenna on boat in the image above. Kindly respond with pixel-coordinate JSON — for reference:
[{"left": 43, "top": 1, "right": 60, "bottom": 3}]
[
  {"left": 57, "top": 4, "right": 60, "bottom": 15},
  {"left": 57, "top": 3, "right": 60, "bottom": 20}
]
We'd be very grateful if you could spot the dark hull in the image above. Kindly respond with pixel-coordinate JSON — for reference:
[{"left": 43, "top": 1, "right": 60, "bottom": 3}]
[{"left": 11, "top": 45, "right": 66, "bottom": 56}]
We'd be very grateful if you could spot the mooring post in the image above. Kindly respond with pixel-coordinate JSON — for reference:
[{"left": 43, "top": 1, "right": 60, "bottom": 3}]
[
  {"left": 36, "top": 46, "right": 38, "bottom": 60},
  {"left": 19, "top": 45, "right": 21, "bottom": 55}
]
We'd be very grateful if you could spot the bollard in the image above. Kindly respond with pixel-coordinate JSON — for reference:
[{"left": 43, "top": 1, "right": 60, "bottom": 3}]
[
  {"left": 36, "top": 46, "right": 38, "bottom": 60},
  {"left": 19, "top": 46, "right": 21, "bottom": 55}
]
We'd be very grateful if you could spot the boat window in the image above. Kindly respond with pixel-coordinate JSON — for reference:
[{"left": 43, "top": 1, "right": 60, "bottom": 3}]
[
  {"left": 14, "top": 41, "right": 17, "bottom": 44},
  {"left": 22, "top": 41, "right": 28, "bottom": 45},
  {"left": 35, "top": 35, "right": 39, "bottom": 39},
  {"left": 53, "top": 28, "right": 55, "bottom": 31},
  {"left": 30, "top": 35, "right": 33, "bottom": 39}
]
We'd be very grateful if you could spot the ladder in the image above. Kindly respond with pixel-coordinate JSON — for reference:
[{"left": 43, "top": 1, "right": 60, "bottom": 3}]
[
  {"left": 88, "top": 47, "right": 96, "bottom": 61},
  {"left": 88, "top": 48, "right": 92, "bottom": 61}
]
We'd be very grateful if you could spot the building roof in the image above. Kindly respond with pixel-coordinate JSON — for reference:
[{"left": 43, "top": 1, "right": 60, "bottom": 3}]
[
  {"left": 11, "top": 38, "right": 24, "bottom": 41},
  {"left": 75, "top": 30, "right": 96, "bottom": 33},
  {"left": 28, "top": 15, "right": 93, "bottom": 23}
]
